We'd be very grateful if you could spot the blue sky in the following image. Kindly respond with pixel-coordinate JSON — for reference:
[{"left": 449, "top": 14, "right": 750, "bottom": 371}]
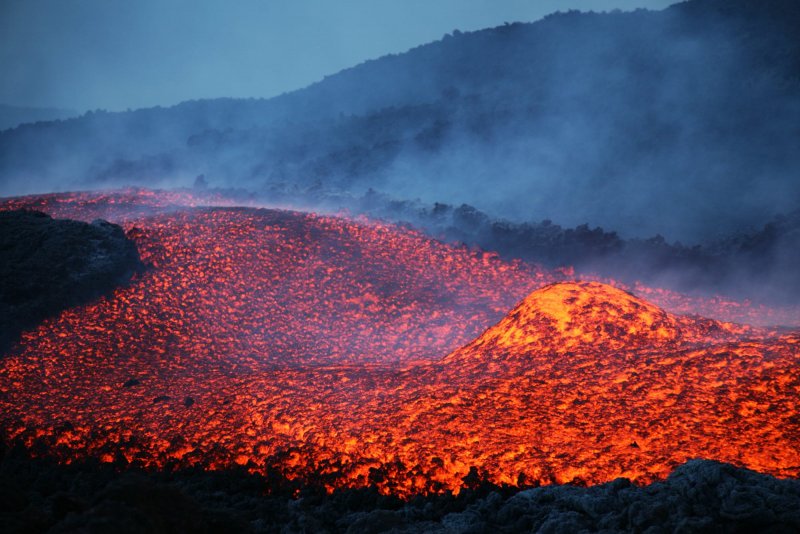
[{"left": 1, "top": 0, "right": 676, "bottom": 111}]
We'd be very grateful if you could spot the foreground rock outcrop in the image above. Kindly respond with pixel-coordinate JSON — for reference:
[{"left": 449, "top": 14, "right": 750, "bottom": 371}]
[
  {"left": 1, "top": 447, "right": 798, "bottom": 533},
  {"left": 0, "top": 210, "right": 142, "bottom": 353}
]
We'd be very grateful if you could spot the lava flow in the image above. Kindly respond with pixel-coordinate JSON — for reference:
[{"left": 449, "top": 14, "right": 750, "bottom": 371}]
[{"left": 0, "top": 190, "right": 798, "bottom": 497}]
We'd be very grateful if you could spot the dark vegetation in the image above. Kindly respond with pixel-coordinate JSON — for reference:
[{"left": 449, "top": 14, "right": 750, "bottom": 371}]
[
  {"left": 1, "top": 0, "right": 798, "bottom": 242},
  {"left": 1, "top": 443, "right": 798, "bottom": 533},
  {"left": 0, "top": 210, "right": 143, "bottom": 354},
  {"left": 376, "top": 196, "right": 800, "bottom": 305},
  {"left": 0, "top": 104, "right": 77, "bottom": 132}
]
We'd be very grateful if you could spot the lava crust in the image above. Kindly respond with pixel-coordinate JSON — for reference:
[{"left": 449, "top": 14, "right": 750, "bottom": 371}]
[
  {"left": 0, "top": 190, "right": 797, "bottom": 498},
  {"left": 443, "top": 282, "right": 747, "bottom": 362},
  {"left": 0, "top": 210, "right": 142, "bottom": 354}
]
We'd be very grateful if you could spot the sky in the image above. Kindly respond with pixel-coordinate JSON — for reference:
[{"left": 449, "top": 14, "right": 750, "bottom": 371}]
[{"left": 1, "top": 0, "right": 676, "bottom": 112}]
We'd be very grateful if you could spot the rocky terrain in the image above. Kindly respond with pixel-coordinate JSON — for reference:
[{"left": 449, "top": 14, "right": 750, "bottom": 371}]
[
  {"left": 0, "top": 210, "right": 142, "bottom": 353},
  {"left": 2, "top": 446, "right": 798, "bottom": 533}
]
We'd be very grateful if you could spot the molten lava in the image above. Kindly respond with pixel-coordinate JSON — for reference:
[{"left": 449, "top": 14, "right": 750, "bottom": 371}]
[{"left": 0, "top": 190, "right": 798, "bottom": 497}]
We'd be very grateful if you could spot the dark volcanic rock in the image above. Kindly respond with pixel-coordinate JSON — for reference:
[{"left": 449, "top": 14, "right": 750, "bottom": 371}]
[
  {"left": 0, "top": 210, "right": 143, "bottom": 354},
  {"left": 1, "top": 444, "right": 798, "bottom": 533},
  {"left": 470, "top": 460, "right": 800, "bottom": 533}
]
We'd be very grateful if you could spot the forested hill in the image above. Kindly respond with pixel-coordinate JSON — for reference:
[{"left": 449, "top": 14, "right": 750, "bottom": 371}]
[
  {"left": 0, "top": 105, "right": 78, "bottom": 131},
  {"left": 1, "top": 0, "right": 798, "bottom": 241}
]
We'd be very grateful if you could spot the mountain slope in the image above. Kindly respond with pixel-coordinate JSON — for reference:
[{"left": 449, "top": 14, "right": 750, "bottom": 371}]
[
  {"left": 1, "top": 0, "right": 799, "bottom": 241},
  {"left": 0, "top": 104, "right": 78, "bottom": 131}
]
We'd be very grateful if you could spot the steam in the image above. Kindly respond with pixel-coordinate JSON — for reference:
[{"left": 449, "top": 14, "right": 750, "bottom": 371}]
[{"left": 0, "top": 1, "right": 798, "bottom": 247}]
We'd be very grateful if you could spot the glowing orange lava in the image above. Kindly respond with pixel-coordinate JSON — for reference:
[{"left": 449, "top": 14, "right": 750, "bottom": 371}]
[{"left": 0, "top": 190, "right": 798, "bottom": 497}]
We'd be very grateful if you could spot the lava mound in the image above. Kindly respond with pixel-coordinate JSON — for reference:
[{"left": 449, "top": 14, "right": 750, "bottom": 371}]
[
  {"left": 444, "top": 281, "right": 740, "bottom": 366},
  {"left": 418, "top": 284, "right": 800, "bottom": 490}
]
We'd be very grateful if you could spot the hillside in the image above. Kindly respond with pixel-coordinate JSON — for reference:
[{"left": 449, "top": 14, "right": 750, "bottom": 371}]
[
  {"left": 0, "top": 104, "right": 77, "bottom": 132},
  {"left": 0, "top": 190, "right": 552, "bottom": 367},
  {"left": 1, "top": 0, "right": 798, "bottom": 242}
]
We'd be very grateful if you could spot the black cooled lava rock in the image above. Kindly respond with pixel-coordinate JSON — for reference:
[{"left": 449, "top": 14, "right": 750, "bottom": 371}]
[
  {"left": 0, "top": 210, "right": 143, "bottom": 354},
  {"left": 1, "top": 446, "right": 799, "bottom": 534}
]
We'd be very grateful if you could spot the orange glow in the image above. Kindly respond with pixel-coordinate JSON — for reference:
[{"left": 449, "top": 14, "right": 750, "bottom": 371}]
[{"left": 0, "top": 190, "right": 798, "bottom": 497}]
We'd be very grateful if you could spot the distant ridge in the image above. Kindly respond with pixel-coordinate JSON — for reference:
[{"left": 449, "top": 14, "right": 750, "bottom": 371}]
[
  {"left": 0, "top": 104, "right": 78, "bottom": 132},
  {"left": 1, "top": 0, "right": 798, "bottom": 241}
]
